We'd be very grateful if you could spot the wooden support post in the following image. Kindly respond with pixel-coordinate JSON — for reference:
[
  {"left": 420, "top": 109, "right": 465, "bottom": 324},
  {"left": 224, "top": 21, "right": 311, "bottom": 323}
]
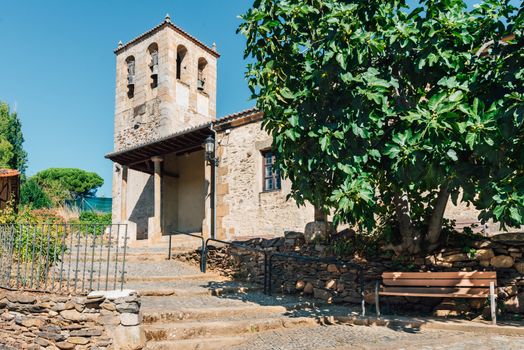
[{"left": 490, "top": 281, "right": 497, "bottom": 325}]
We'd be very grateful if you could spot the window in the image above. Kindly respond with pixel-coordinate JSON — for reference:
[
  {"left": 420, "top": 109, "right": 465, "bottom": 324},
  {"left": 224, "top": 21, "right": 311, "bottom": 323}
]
[
  {"left": 262, "top": 151, "right": 281, "bottom": 192},
  {"left": 126, "top": 56, "right": 135, "bottom": 98},
  {"left": 176, "top": 45, "right": 188, "bottom": 81},
  {"left": 148, "top": 43, "right": 159, "bottom": 89},
  {"left": 197, "top": 58, "right": 208, "bottom": 91}
]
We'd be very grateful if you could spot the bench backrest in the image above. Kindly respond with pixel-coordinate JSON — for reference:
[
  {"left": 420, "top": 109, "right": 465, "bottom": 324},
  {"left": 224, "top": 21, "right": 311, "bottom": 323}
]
[{"left": 382, "top": 272, "right": 497, "bottom": 287}]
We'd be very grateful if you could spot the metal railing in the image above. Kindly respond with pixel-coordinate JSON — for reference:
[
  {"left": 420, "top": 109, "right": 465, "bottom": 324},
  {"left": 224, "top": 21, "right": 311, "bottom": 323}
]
[
  {"left": 168, "top": 235, "right": 365, "bottom": 313},
  {"left": 204, "top": 238, "right": 270, "bottom": 293},
  {"left": 0, "top": 223, "right": 128, "bottom": 294},
  {"left": 167, "top": 231, "right": 206, "bottom": 272}
]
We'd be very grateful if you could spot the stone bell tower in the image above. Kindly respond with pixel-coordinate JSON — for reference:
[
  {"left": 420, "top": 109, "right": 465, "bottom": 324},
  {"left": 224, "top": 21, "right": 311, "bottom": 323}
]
[{"left": 113, "top": 14, "right": 219, "bottom": 151}]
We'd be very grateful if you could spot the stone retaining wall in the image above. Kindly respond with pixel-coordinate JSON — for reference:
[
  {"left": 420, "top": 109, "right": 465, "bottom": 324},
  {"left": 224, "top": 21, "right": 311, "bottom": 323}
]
[
  {"left": 0, "top": 289, "right": 144, "bottom": 350},
  {"left": 175, "top": 231, "right": 524, "bottom": 318}
]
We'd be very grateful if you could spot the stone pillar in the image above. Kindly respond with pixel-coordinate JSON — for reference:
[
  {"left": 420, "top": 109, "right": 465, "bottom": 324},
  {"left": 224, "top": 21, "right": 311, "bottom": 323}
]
[
  {"left": 120, "top": 165, "right": 128, "bottom": 223},
  {"left": 150, "top": 156, "right": 163, "bottom": 242}
]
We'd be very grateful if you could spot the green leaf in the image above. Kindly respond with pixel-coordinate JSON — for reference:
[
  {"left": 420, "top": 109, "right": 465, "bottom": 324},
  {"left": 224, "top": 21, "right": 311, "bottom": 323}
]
[
  {"left": 447, "top": 149, "right": 458, "bottom": 161},
  {"left": 509, "top": 207, "right": 522, "bottom": 223},
  {"left": 465, "top": 132, "right": 476, "bottom": 149}
]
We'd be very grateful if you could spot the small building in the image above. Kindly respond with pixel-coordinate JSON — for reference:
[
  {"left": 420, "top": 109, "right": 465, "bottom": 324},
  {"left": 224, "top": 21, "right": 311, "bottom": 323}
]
[
  {"left": 0, "top": 169, "right": 20, "bottom": 212},
  {"left": 106, "top": 16, "right": 313, "bottom": 245}
]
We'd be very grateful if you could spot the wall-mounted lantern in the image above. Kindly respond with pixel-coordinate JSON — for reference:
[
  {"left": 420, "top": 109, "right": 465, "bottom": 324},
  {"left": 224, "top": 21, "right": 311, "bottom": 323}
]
[{"left": 204, "top": 136, "right": 218, "bottom": 166}]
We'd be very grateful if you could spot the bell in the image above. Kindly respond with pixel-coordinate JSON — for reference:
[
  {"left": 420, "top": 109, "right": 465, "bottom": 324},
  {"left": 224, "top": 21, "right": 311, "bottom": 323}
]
[
  {"left": 150, "top": 64, "right": 158, "bottom": 77},
  {"left": 127, "top": 75, "right": 135, "bottom": 87}
]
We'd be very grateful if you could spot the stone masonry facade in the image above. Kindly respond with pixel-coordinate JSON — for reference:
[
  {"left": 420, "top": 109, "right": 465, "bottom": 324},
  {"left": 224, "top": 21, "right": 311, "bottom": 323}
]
[{"left": 214, "top": 113, "right": 314, "bottom": 240}]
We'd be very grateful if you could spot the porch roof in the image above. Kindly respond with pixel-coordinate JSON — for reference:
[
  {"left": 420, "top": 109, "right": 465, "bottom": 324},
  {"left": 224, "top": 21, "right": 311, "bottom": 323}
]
[{"left": 105, "top": 123, "right": 212, "bottom": 173}]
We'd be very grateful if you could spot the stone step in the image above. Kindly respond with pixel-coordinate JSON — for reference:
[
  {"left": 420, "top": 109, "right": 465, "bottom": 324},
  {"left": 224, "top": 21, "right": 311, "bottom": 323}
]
[
  {"left": 142, "top": 304, "right": 297, "bottom": 324},
  {"left": 144, "top": 336, "right": 246, "bottom": 350},
  {"left": 135, "top": 284, "right": 262, "bottom": 297},
  {"left": 143, "top": 316, "right": 318, "bottom": 341},
  {"left": 102, "top": 273, "right": 227, "bottom": 283}
]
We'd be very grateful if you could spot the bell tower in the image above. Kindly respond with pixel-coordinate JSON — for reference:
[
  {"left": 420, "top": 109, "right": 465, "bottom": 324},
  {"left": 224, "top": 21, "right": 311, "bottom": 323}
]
[{"left": 113, "top": 14, "right": 219, "bottom": 151}]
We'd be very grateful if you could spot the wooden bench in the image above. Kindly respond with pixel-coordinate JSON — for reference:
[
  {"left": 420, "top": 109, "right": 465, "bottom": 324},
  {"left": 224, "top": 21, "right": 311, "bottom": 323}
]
[{"left": 375, "top": 271, "right": 498, "bottom": 324}]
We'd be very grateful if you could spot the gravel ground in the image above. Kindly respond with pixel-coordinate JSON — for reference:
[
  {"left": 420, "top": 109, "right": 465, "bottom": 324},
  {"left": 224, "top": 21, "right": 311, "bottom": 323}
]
[{"left": 231, "top": 325, "right": 524, "bottom": 350}]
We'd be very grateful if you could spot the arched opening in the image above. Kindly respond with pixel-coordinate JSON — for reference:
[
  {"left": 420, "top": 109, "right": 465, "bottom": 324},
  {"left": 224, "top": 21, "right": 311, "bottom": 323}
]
[
  {"left": 148, "top": 43, "right": 159, "bottom": 89},
  {"left": 197, "top": 57, "right": 208, "bottom": 92},
  {"left": 176, "top": 45, "right": 188, "bottom": 82},
  {"left": 126, "top": 56, "right": 135, "bottom": 98}
]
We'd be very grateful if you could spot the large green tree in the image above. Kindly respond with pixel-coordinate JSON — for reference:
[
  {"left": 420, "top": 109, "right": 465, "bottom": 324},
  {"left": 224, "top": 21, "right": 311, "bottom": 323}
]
[
  {"left": 0, "top": 102, "right": 28, "bottom": 173},
  {"left": 34, "top": 168, "right": 104, "bottom": 204},
  {"left": 239, "top": 0, "right": 524, "bottom": 254}
]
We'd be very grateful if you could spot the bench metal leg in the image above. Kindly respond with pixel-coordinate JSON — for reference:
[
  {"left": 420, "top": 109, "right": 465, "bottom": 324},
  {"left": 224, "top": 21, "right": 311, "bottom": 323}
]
[
  {"left": 375, "top": 280, "right": 381, "bottom": 318},
  {"left": 490, "top": 282, "right": 497, "bottom": 325}
]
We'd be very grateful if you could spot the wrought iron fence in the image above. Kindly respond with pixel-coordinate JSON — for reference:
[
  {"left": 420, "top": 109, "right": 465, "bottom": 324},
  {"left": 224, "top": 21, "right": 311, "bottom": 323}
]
[{"left": 0, "top": 223, "right": 128, "bottom": 294}]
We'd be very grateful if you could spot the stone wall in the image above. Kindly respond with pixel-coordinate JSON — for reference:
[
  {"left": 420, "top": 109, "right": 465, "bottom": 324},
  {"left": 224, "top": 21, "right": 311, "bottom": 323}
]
[
  {"left": 0, "top": 289, "right": 144, "bottom": 350},
  {"left": 176, "top": 231, "right": 524, "bottom": 318},
  {"left": 113, "top": 19, "right": 217, "bottom": 151},
  {"left": 215, "top": 120, "right": 314, "bottom": 240}
]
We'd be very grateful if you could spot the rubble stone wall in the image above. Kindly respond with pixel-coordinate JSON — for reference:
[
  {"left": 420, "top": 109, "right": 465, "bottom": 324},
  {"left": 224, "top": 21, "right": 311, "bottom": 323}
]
[
  {"left": 176, "top": 231, "right": 524, "bottom": 317},
  {"left": 0, "top": 289, "right": 144, "bottom": 350}
]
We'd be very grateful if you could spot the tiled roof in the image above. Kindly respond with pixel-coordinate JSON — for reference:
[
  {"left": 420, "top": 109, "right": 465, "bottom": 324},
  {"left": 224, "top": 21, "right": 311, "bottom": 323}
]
[
  {"left": 214, "top": 107, "right": 262, "bottom": 128},
  {"left": 0, "top": 169, "right": 20, "bottom": 177},
  {"left": 105, "top": 108, "right": 264, "bottom": 166},
  {"left": 114, "top": 15, "right": 220, "bottom": 58},
  {"left": 106, "top": 122, "right": 212, "bottom": 160}
]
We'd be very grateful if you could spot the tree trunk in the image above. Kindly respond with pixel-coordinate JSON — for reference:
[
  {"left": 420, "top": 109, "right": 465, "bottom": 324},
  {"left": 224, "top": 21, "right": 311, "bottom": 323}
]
[
  {"left": 387, "top": 190, "right": 422, "bottom": 255},
  {"left": 426, "top": 185, "right": 450, "bottom": 247}
]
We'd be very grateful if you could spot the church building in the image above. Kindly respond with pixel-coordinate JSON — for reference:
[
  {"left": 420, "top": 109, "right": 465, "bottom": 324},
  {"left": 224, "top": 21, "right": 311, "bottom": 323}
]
[{"left": 106, "top": 15, "right": 314, "bottom": 245}]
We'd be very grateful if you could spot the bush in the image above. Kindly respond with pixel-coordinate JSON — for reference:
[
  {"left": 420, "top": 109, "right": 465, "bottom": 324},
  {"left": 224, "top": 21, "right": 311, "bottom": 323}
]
[
  {"left": 69, "top": 211, "right": 112, "bottom": 235},
  {"left": 20, "top": 178, "right": 51, "bottom": 209}
]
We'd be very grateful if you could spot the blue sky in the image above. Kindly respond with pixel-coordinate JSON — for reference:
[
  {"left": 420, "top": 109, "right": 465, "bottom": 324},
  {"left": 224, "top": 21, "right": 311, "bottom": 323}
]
[
  {"left": 0, "top": 1, "right": 252, "bottom": 196},
  {"left": 0, "top": 1, "right": 520, "bottom": 197}
]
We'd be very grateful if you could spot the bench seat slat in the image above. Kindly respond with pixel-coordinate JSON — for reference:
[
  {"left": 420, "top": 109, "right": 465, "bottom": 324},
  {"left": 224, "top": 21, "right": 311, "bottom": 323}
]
[
  {"left": 380, "top": 286, "right": 490, "bottom": 297},
  {"left": 379, "top": 291, "right": 489, "bottom": 298},
  {"left": 382, "top": 278, "right": 495, "bottom": 287},
  {"left": 382, "top": 272, "right": 496, "bottom": 280}
]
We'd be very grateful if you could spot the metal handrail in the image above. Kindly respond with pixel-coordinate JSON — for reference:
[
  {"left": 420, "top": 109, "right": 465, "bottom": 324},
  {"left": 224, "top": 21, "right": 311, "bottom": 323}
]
[
  {"left": 204, "top": 237, "right": 271, "bottom": 293},
  {"left": 167, "top": 234, "right": 366, "bottom": 314},
  {"left": 167, "top": 232, "right": 206, "bottom": 272},
  {"left": 268, "top": 251, "right": 366, "bottom": 316}
]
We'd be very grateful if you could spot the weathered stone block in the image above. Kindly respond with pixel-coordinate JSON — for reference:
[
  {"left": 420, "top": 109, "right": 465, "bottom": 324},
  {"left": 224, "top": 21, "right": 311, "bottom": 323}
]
[{"left": 490, "top": 255, "right": 514, "bottom": 268}]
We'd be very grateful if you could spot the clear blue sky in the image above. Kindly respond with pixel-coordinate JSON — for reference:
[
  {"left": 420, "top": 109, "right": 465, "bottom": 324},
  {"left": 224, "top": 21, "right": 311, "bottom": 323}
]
[
  {"left": 0, "top": 1, "right": 253, "bottom": 197},
  {"left": 0, "top": 1, "right": 520, "bottom": 197}
]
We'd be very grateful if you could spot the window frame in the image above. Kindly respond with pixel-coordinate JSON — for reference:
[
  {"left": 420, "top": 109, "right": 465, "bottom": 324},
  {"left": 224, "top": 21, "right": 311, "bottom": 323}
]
[{"left": 261, "top": 150, "right": 281, "bottom": 192}]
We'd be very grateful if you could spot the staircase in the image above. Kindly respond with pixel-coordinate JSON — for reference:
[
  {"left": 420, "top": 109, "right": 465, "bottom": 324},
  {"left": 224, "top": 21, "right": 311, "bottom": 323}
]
[{"left": 121, "top": 246, "right": 359, "bottom": 350}]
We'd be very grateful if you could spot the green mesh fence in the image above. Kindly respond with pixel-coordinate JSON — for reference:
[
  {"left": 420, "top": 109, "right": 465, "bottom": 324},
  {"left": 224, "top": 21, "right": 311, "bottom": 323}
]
[{"left": 65, "top": 197, "right": 112, "bottom": 213}]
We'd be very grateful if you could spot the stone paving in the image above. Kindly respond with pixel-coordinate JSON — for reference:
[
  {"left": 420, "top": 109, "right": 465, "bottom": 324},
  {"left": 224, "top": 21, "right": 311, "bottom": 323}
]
[{"left": 231, "top": 325, "right": 524, "bottom": 350}]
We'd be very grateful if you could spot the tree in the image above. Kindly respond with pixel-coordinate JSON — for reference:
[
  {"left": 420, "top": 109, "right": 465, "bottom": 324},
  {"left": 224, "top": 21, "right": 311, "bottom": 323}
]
[
  {"left": 0, "top": 102, "right": 28, "bottom": 173},
  {"left": 239, "top": 0, "right": 524, "bottom": 254},
  {"left": 0, "top": 137, "right": 13, "bottom": 168},
  {"left": 20, "top": 177, "right": 51, "bottom": 209},
  {"left": 34, "top": 168, "right": 104, "bottom": 204}
]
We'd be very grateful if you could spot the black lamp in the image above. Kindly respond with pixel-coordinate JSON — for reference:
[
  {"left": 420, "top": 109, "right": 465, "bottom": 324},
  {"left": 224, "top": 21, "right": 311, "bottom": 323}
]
[{"left": 204, "top": 135, "right": 218, "bottom": 165}]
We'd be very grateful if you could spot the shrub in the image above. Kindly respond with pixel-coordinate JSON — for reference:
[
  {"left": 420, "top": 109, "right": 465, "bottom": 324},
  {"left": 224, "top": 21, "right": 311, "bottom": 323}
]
[{"left": 20, "top": 178, "right": 51, "bottom": 209}]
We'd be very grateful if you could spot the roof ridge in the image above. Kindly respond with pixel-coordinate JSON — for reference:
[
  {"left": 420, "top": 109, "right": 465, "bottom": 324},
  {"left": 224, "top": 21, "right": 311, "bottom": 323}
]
[{"left": 115, "top": 18, "right": 220, "bottom": 58}]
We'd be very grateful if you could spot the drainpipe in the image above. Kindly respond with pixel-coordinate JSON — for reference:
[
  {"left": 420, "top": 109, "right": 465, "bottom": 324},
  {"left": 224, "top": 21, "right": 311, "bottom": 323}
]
[{"left": 210, "top": 124, "right": 217, "bottom": 240}]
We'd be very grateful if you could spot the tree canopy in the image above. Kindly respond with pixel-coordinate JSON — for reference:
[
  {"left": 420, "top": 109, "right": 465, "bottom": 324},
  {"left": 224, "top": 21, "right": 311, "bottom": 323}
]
[
  {"left": 0, "top": 102, "right": 27, "bottom": 173},
  {"left": 34, "top": 168, "right": 104, "bottom": 203},
  {"left": 239, "top": 0, "right": 524, "bottom": 254}
]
